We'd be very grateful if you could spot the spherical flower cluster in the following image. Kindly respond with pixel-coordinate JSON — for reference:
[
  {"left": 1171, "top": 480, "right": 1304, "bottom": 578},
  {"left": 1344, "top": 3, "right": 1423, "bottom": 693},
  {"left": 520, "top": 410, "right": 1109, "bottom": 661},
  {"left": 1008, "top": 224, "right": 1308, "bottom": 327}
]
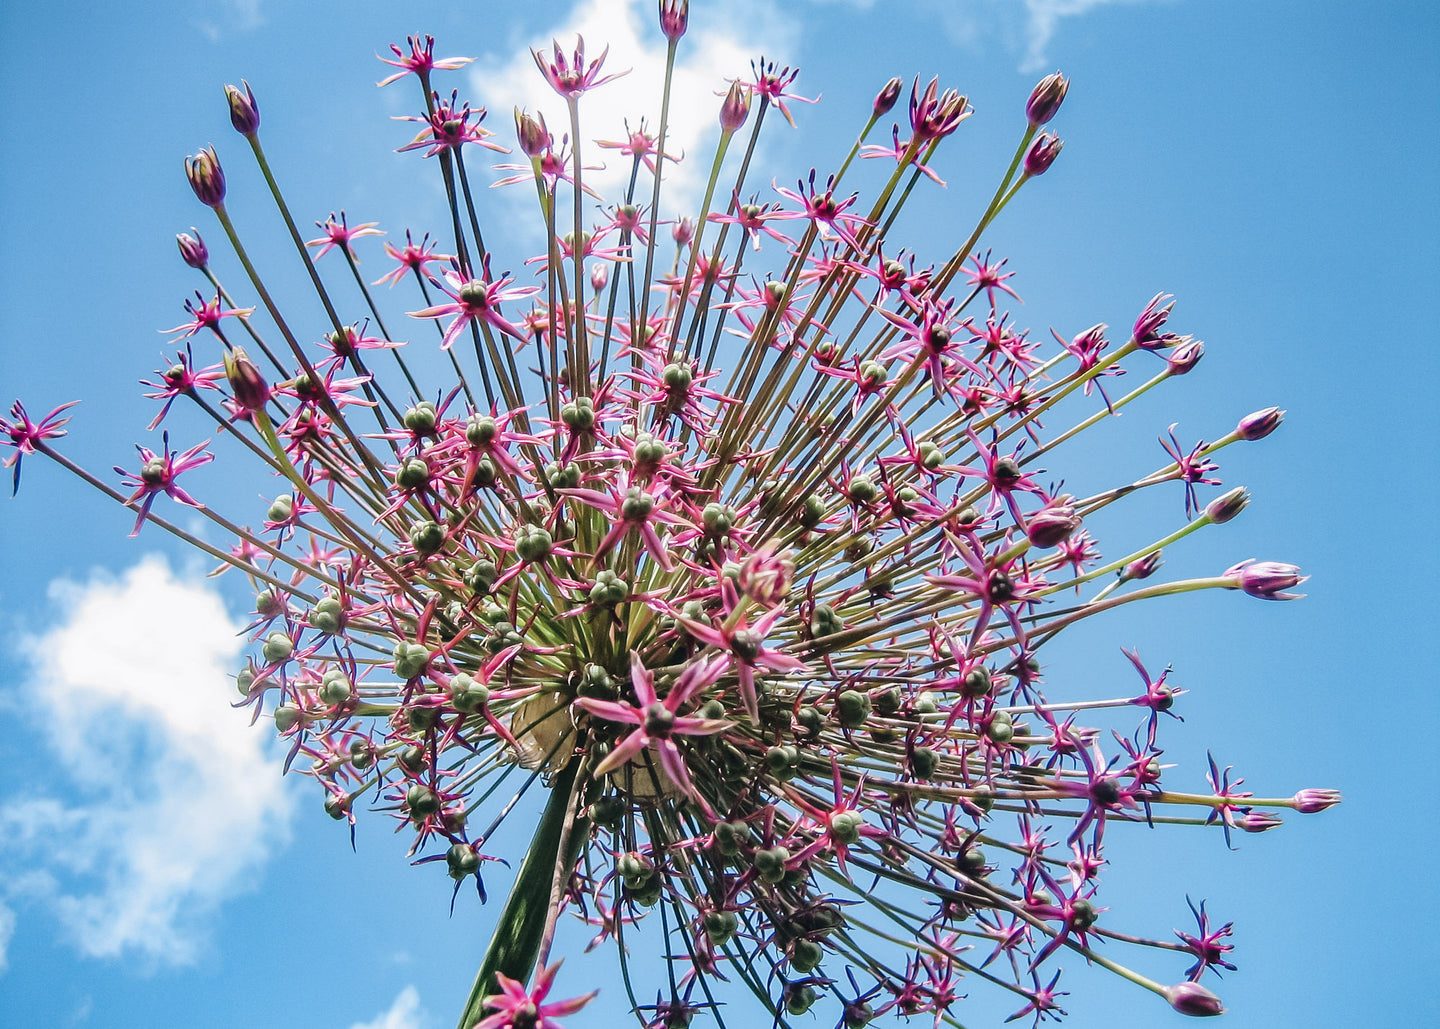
[{"left": 8, "top": 11, "right": 1338, "bottom": 1029}]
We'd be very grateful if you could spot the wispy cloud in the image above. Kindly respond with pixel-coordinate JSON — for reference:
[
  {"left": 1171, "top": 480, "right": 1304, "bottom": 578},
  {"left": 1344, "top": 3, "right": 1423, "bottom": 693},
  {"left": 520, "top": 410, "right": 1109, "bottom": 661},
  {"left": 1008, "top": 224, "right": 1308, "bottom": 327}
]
[
  {"left": 0, "top": 557, "right": 294, "bottom": 967},
  {"left": 349, "top": 986, "right": 424, "bottom": 1029},
  {"left": 468, "top": 0, "right": 794, "bottom": 238},
  {"left": 1017, "top": 0, "right": 1158, "bottom": 71},
  {"left": 0, "top": 901, "right": 13, "bottom": 974}
]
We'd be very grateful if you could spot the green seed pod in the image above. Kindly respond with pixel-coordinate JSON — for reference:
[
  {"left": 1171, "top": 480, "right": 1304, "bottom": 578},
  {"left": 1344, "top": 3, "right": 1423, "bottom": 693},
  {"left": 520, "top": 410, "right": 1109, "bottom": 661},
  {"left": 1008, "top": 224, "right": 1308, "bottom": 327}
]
[
  {"left": 392, "top": 642, "right": 430, "bottom": 680},
  {"left": 961, "top": 666, "right": 992, "bottom": 699},
  {"left": 810, "top": 603, "right": 842, "bottom": 638},
  {"left": 913, "top": 692, "right": 939, "bottom": 715},
  {"left": 971, "top": 784, "right": 995, "bottom": 813},
  {"left": 236, "top": 667, "right": 255, "bottom": 697},
  {"left": 755, "top": 845, "right": 791, "bottom": 884},
  {"left": 960, "top": 846, "right": 987, "bottom": 876},
  {"left": 405, "top": 783, "right": 440, "bottom": 821},
  {"left": 323, "top": 793, "right": 350, "bottom": 820},
  {"left": 514, "top": 525, "right": 553, "bottom": 562},
  {"left": 790, "top": 938, "right": 824, "bottom": 972},
  {"left": 261, "top": 631, "right": 293, "bottom": 664},
  {"left": 349, "top": 738, "right": 375, "bottom": 769},
  {"left": 1070, "top": 897, "right": 1098, "bottom": 931},
  {"left": 588, "top": 795, "right": 627, "bottom": 827},
  {"left": 465, "top": 413, "right": 498, "bottom": 445},
  {"left": 266, "top": 493, "right": 294, "bottom": 523},
  {"left": 703, "top": 909, "right": 737, "bottom": 945},
  {"left": 273, "top": 704, "right": 302, "bottom": 733},
  {"left": 396, "top": 744, "right": 427, "bottom": 774},
  {"left": 317, "top": 671, "right": 352, "bottom": 707},
  {"left": 446, "top": 842, "right": 480, "bottom": 880},
  {"left": 799, "top": 493, "right": 826, "bottom": 529},
  {"left": 255, "top": 589, "right": 284, "bottom": 618},
  {"left": 829, "top": 810, "right": 864, "bottom": 845},
  {"left": 872, "top": 685, "right": 901, "bottom": 716},
  {"left": 847, "top": 475, "right": 878, "bottom": 504},
  {"left": 310, "top": 596, "right": 344, "bottom": 635},
  {"left": 785, "top": 985, "right": 818, "bottom": 1016},
  {"left": 464, "top": 559, "right": 499, "bottom": 595},
  {"left": 408, "top": 519, "right": 445, "bottom": 556},
  {"left": 796, "top": 705, "right": 824, "bottom": 735},
  {"left": 404, "top": 401, "right": 438, "bottom": 434},
  {"left": 835, "top": 689, "right": 871, "bottom": 728},
  {"left": 912, "top": 746, "right": 940, "bottom": 779},
  {"left": 450, "top": 673, "right": 490, "bottom": 713},
  {"left": 407, "top": 704, "right": 440, "bottom": 732},
  {"left": 394, "top": 456, "right": 430, "bottom": 490}
]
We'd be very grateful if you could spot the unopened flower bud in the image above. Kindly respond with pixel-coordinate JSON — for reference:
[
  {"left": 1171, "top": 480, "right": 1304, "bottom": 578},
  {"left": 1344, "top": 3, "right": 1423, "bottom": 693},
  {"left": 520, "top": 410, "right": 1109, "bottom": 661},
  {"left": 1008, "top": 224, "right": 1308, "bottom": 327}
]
[
  {"left": 671, "top": 217, "right": 695, "bottom": 246},
  {"left": 1026, "top": 72, "right": 1069, "bottom": 126},
  {"left": 720, "top": 80, "right": 751, "bottom": 134},
  {"left": 223, "top": 347, "right": 270, "bottom": 413},
  {"left": 1223, "top": 559, "right": 1307, "bottom": 600},
  {"left": 658, "top": 0, "right": 688, "bottom": 41},
  {"left": 1237, "top": 406, "right": 1284, "bottom": 441},
  {"left": 1163, "top": 981, "right": 1225, "bottom": 1017},
  {"left": 590, "top": 262, "right": 608, "bottom": 291},
  {"left": 1120, "top": 551, "right": 1163, "bottom": 582},
  {"left": 1023, "top": 133, "right": 1063, "bottom": 177},
  {"left": 514, "top": 108, "right": 550, "bottom": 157},
  {"left": 1166, "top": 338, "right": 1205, "bottom": 375},
  {"left": 873, "top": 76, "right": 903, "bottom": 117},
  {"left": 225, "top": 80, "right": 260, "bottom": 136},
  {"left": 1026, "top": 496, "right": 1080, "bottom": 548},
  {"left": 1291, "top": 788, "right": 1342, "bottom": 813},
  {"left": 1205, "top": 486, "right": 1249, "bottom": 524},
  {"left": 176, "top": 229, "right": 209, "bottom": 269},
  {"left": 185, "top": 146, "right": 226, "bottom": 207},
  {"left": 1238, "top": 810, "right": 1283, "bottom": 833}
]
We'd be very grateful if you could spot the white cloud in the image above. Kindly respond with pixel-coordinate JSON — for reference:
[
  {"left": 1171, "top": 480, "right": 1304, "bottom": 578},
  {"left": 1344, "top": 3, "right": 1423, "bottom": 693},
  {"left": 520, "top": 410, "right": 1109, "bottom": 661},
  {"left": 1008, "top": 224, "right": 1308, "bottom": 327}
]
[
  {"left": 468, "top": 0, "right": 794, "bottom": 235},
  {"left": 350, "top": 986, "right": 424, "bottom": 1029},
  {"left": 1, "top": 557, "right": 293, "bottom": 966}
]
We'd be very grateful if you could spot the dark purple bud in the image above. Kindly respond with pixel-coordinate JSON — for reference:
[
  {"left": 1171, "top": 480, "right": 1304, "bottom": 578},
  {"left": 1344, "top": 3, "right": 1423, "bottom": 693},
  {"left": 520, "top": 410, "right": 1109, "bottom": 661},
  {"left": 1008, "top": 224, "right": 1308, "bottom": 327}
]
[
  {"left": 1237, "top": 406, "right": 1284, "bottom": 441},
  {"left": 873, "top": 77, "right": 903, "bottom": 117},
  {"left": 1120, "top": 551, "right": 1163, "bottom": 582},
  {"left": 1026, "top": 496, "right": 1080, "bottom": 548},
  {"left": 1163, "top": 981, "right": 1226, "bottom": 1017},
  {"left": 1166, "top": 338, "right": 1204, "bottom": 375},
  {"left": 720, "top": 80, "right": 751, "bottom": 133},
  {"left": 223, "top": 347, "right": 270, "bottom": 413},
  {"left": 176, "top": 229, "right": 209, "bottom": 269},
  {"left": 1223, "top": 559, "right": 1307, "bottom": 601},
  {"left": 1204, "top": 486, "right": 1249, "bottom": 525},
  {"left": 185, "top": 146, "right": 226, "bottom": 207},
  {"left": 658, "top": 0, "right": 688, "bottom": 41},
  {"left": 1023, "top": 132, "right": 1063, "bottom": 176},
  {"left": 1291, "top": 788, "right": 1342, "bottom": 813},
  {"left": 514, "top": 108, "right": 550, "bottom": 158},
  {"left": 1026, "top": 71, "right": 1069, "bottom": 126},
  {"left": 225, "top": 80, "right": 260, "bottom": 136}
]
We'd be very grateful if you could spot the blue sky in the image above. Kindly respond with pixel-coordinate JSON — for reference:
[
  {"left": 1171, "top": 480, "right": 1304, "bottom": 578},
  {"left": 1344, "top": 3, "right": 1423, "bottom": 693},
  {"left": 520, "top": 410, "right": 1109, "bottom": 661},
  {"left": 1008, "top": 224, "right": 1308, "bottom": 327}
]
[{"left": 1, "top": 1, "right": 1436, "bottom": 1027}]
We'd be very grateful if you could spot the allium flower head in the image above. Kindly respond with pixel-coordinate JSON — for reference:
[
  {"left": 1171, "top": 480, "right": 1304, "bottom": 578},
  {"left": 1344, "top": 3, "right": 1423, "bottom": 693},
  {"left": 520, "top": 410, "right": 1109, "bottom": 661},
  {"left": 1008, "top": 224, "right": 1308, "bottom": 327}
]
[{"left": 11, "top": 24, "right": 1338, "bottom": 1029}]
